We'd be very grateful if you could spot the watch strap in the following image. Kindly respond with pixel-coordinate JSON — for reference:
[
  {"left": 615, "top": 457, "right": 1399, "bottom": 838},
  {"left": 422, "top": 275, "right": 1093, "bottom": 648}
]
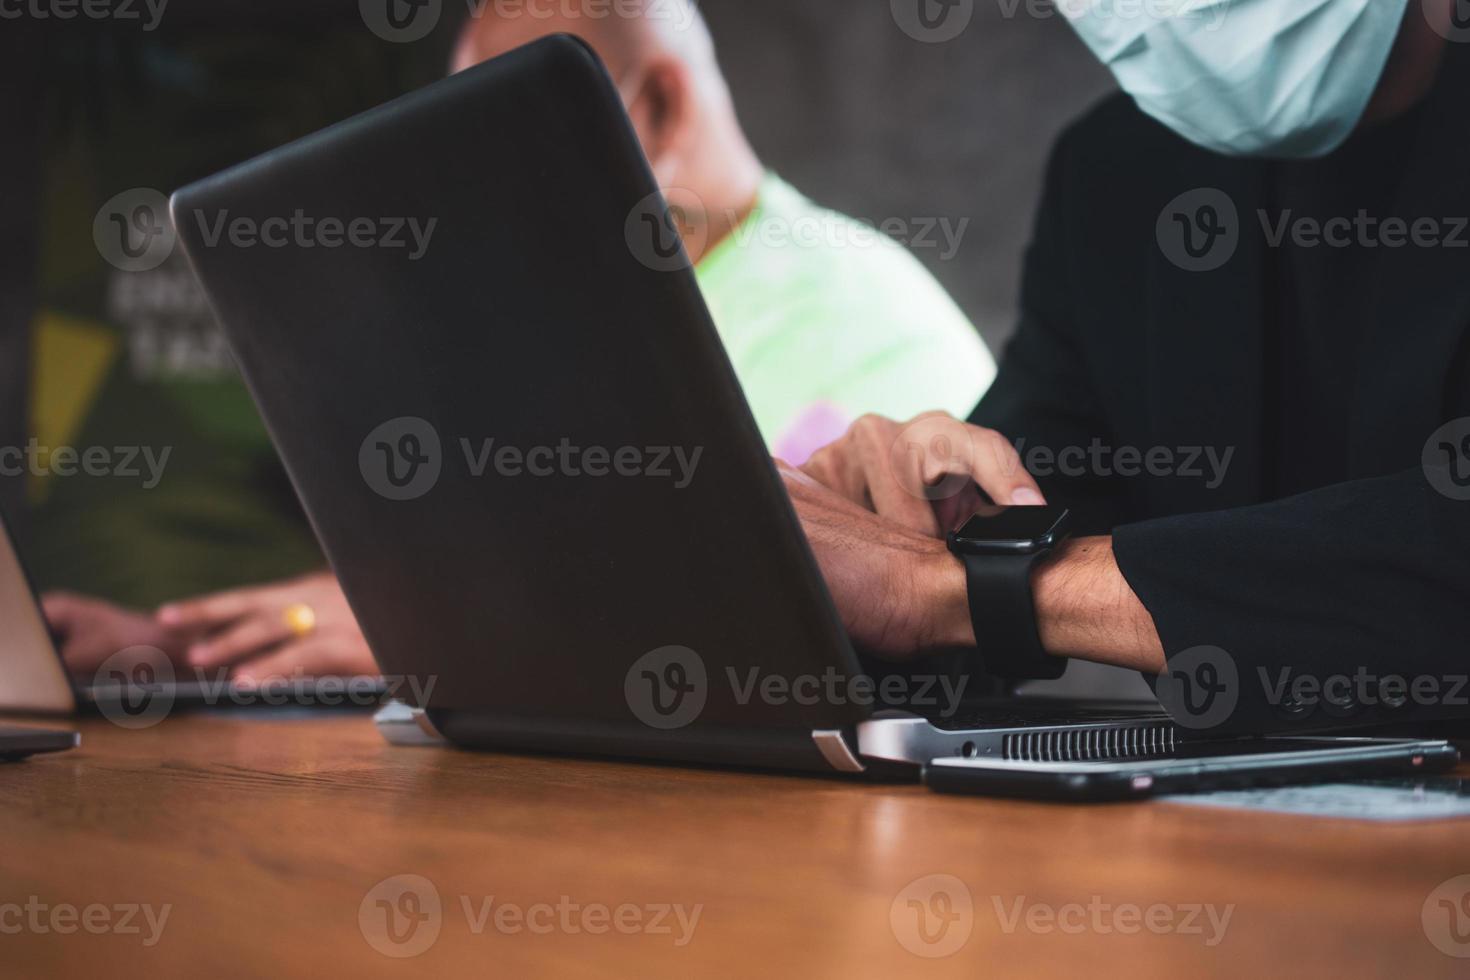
[{"left": 958, "top": 550, "right": 1067, "bottom": 681}]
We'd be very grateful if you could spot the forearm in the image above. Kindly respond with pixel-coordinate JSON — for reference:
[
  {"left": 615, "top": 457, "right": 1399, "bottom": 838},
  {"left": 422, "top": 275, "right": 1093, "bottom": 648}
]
[{"left": 922, "top": 536, "right": 1165, "bottom": 673}]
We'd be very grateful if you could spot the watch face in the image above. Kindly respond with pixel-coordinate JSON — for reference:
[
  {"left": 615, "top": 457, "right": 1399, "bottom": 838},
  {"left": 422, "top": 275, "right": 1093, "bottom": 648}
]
[{"left": 952, "top": 505, "right": 1070, "bottom": 553}]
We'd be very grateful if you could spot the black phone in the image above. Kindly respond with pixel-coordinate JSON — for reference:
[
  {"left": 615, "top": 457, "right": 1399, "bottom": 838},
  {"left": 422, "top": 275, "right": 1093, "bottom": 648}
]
[{"left": 923, "top": 737, "right": 1460, "bottom": 802}]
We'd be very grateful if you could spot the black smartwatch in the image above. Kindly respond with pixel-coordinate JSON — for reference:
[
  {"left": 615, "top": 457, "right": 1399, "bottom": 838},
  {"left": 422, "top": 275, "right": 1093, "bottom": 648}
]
[{"left": 945, "top": 505, "right": 1071, "bottom": 681}]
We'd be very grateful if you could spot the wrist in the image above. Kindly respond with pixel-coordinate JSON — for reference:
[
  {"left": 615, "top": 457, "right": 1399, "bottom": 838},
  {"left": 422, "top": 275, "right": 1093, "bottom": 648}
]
[
  {"left": 915, "top": 534, "right": 1165, "bottom": 674},
  {"left": 918, "top": 546, "right": 976, "bottom": 649},
  {"left": 1033, "top": 536, "right": 1165, "bottom": 672}
]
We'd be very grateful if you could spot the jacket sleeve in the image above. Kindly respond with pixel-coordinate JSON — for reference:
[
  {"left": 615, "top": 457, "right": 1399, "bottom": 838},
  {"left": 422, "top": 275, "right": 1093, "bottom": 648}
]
[
  {"left": 1115, "top": 468, "right": 1470, "bottom": 735},
  {"left": 972, "top": 116, "right": 1470, "bottom": 736}
]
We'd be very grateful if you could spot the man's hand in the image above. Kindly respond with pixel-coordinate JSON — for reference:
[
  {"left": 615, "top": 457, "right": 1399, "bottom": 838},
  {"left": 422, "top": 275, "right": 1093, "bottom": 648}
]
[
  {"left": 157, "top": 572, "right": 378, "bottom": 684},
  {"left": 779, "top": 463, "right": 1167, "bottom": 673},
  {"left": 42, "top": 593, "right": 200, "bottom": 678},
  {"left": 801, "top": 412, "right": 1046, "bottom": 536},
  {"left": 779, "top": 462, "right": 971, "bottom": 656}
]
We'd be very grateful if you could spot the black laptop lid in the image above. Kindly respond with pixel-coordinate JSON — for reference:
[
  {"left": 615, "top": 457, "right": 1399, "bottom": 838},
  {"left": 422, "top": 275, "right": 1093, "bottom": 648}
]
[{"left": 171, "top": 36, "right": 869, "bottom": 762}]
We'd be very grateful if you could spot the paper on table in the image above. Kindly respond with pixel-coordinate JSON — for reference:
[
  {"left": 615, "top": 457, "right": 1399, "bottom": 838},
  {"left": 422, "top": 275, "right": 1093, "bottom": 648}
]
[{"left": 1163, "top": 778, "right": 1470, "bottom": 822}]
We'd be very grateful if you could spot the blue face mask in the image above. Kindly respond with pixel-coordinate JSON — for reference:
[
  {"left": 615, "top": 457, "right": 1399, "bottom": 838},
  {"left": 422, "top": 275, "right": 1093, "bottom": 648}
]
[{"left": 1062, "top": 0, "right": 1410, "bottom": 158}]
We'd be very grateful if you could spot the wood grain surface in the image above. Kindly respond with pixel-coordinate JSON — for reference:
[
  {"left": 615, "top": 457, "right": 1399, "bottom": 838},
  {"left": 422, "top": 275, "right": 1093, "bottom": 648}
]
[{"left": 1, "top": 713, "right": 1467, "bottom": 979}]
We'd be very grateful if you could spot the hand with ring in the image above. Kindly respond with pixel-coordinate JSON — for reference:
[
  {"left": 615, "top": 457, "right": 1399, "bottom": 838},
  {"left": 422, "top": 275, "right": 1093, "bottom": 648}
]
[{"left": 156, "top": 571, "right": 378, "bottom": 684}]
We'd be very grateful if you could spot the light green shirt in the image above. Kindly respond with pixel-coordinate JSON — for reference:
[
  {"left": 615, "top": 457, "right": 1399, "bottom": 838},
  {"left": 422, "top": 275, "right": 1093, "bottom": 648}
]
[{"left": 695, "top": 173, "right": 996, "bottom": 461}]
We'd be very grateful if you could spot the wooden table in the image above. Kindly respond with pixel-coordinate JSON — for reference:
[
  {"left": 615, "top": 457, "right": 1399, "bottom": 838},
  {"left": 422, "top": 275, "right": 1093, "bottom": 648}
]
[{"left": 1, "top": 713, "right": 1467, "bottom": 979}]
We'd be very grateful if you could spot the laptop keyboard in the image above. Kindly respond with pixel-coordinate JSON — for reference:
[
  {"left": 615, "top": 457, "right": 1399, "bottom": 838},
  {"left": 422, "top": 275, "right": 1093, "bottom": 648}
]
[{"left": 925, "top": 698, "right": 1169, "bottom": 731}]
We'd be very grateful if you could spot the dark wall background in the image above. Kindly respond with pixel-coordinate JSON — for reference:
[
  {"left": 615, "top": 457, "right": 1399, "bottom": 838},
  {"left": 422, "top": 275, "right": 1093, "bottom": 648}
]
[
  {"left": 701, "top": 0, "right": 1115, "bottom": 351},
  {"left": 0, "top": 25, "right": 44, "bottom": 527}
]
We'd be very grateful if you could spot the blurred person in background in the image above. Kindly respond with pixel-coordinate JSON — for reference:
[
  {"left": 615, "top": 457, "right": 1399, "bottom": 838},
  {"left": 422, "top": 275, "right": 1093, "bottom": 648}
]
[
  {"left": 447, "top": 0, "right": 995, "bottom": 460},
  {"left": 27, "top": 27, "right": 441, "bottom": 679},
  {"left": 39, "top": 3, "right": 996, "bottom": 683}
]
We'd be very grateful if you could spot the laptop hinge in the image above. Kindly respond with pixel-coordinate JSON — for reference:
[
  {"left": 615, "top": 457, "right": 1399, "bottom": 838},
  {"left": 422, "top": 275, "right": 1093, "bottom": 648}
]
[
  {"left": 811, "top": 729, "right": 865, "bottom": 773},
  {"left": 373, "top": 700, "right": 448, "bottom": 747}
]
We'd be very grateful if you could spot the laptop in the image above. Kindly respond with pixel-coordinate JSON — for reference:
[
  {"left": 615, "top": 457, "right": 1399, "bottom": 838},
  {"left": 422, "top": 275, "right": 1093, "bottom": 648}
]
[
  {"left": 166, "top": 35, "right": 1444, "bottom": 778},
  {"left": 0, "top": 509, "right": 386, "bottom": 719},
  {"left": 0, "top": 726, "right": 77, "bottom": 763}
]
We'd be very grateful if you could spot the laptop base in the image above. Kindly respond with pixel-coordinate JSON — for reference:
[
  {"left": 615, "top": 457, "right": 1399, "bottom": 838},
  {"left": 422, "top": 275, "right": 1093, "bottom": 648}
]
[{"left": 0, "top": 726, "right": 78, "bottom": 761}]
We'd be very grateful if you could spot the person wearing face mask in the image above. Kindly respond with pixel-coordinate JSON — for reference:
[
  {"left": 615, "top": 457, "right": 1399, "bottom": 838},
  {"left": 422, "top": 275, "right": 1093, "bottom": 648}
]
[{"left": 784, "top": 0, "right": 1470, "bottom": 736}]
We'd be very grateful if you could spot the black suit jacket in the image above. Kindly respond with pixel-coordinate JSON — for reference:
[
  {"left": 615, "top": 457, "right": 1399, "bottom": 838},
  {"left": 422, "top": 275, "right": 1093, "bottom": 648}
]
[{"left": 973, "top": 47, "right": 1470, "bottom": 736}]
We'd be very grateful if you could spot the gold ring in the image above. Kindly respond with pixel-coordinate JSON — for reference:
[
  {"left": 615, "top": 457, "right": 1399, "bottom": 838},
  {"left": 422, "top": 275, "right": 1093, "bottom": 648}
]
[{"left": 283, "top": 603, "right": 318, "bottom": 638}]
